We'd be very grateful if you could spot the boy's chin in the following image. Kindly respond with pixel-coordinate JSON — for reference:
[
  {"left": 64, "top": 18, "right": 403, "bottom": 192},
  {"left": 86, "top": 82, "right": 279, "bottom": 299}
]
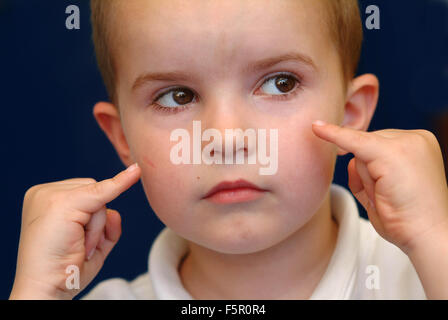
[{"left": 184, "top": 224, "right": 294, "bottom": 255}]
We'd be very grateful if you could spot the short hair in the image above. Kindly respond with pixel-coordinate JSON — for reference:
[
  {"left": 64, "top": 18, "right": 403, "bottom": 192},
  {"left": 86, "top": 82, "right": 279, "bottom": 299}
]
[
  {"left": 322, "top": 0, "right": 363, "bottom": 86},
  {"left": 90, "top": 0, "right": 119, "bottom": 105},
  {"left": 90, "top": 0, "right": 363, "bottom": 106}
]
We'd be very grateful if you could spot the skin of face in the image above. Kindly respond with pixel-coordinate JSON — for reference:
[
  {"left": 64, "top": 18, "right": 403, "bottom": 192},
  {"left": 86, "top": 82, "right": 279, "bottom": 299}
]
[{"left": 93, "top": 0, "right": 378, "bottom": 298}]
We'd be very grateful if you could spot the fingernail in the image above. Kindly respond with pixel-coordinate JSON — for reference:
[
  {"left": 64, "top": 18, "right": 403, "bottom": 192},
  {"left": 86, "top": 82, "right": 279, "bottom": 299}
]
[
  {"left": 127, "top": 163, "right": 139, "bottom": 172},
  {"left": 87, "top": 248, "right": 95, "bottom": 261},
  {"left": 313, "top": 120, "right": 327, "bottom": 126}
]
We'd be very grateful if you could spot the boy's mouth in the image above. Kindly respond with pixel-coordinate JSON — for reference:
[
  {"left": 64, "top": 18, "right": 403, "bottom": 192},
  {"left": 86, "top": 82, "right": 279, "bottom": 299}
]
[{"left": 202, "top": 179, "right": 268, "bottom": 204}]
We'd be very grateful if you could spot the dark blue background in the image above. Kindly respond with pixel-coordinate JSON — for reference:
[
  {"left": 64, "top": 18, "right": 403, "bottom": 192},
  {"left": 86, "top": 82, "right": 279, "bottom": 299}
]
[{"left": 1, "top": 0, "right": 447, "bottom": 299}]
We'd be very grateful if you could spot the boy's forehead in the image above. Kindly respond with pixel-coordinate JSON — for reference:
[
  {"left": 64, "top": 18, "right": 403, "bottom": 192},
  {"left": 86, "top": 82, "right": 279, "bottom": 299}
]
[
  {"left": 116, "top": 0, "right": 324, "bottom": 24},
  {"left": 113, "top": 0, "right": 333, "bottom": 86}
]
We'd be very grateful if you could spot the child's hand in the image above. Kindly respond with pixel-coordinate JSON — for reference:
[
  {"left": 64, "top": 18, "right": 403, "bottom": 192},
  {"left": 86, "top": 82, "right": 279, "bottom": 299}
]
[
  {"left": 312, "top": 121, "right": 448, "bottom": 255},
  {"left": 9, "top": 164, "right": 141, "bottom": 300}
]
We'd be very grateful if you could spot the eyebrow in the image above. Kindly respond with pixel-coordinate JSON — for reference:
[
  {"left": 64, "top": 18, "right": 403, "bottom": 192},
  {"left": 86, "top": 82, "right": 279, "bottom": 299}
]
[{"left": 131, "top": 52, "right": 317, "bottom": 92}]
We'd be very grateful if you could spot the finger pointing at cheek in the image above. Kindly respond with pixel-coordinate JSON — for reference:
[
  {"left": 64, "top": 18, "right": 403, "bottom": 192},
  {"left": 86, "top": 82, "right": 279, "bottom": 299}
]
[
  {"left": 311, "top": 120, "right": 388, "bottom": 166},
  {"left": 71, "top": 163, "right": 142, "bottom": 214}
]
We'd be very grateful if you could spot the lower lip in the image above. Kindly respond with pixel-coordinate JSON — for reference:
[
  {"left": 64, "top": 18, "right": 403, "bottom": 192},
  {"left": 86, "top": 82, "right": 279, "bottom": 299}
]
[{"left": 204, "top": 187, "right": 266, "bottom": 204}]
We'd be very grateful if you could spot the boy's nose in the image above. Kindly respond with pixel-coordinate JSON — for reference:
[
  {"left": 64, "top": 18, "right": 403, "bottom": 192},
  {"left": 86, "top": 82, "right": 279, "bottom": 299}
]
[
  {"left": 200, "top": 97, "right": 255, "bottom": 162},
  {"left": 202, "top": 97, "right": 247, "bottom": 132}
]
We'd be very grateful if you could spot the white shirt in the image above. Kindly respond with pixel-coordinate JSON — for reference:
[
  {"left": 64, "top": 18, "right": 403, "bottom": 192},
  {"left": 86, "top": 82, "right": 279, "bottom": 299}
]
[{"left": 81, "top": 184, "right": 426, "bottom": 300}]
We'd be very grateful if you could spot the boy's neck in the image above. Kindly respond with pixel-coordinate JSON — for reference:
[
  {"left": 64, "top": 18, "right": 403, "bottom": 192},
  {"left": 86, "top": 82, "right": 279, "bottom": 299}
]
[{"left": 178, "top": 190, "right": 339, "bottom": 299}]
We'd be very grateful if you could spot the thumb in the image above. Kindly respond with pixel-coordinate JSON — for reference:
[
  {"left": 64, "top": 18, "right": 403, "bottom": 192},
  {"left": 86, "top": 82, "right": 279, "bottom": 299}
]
[
  {"left": 347, "top": 158, "right": 383, "bottom": 234},
  {"left": 84, "top": 208, "right": 107, "bottom": 261},
  {"left": 91, "top": 208, "right": 122, "bottom": 261},
  {"left": 80, "top": 209, "right": 122, "bottom": 287},
  {"left": 348, "top": 158, "right": 375, "bottom": 209},
  {"left": 348, "top": 157, "right": 367, "bottom": 207}
]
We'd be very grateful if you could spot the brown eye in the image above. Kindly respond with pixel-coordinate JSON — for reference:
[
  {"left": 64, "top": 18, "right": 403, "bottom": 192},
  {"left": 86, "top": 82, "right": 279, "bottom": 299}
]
[
  {"left": 260, "top": 73, "right": 299, "bottom": 98},
  {"left": 172, "top": 89, "right": 194, "bottom": 105},
  {"left": 153, "top": 87, "right": 195, "bottom": 109},
  {"left": 275, "top": 75, "right": 296, "bottom": 93}
]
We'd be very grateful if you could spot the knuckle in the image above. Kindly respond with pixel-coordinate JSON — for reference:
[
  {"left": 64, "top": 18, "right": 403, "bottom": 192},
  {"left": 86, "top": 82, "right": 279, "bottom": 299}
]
[
  {"left": 393, "top": 133, "right": 420, "bottom": 154},
  {"left": 352, "top": 131, "right": 369, "bottom": 147},
  {"left": 82, "top": 178, "right": 97, "bottom": 184},
  {"left": 412, "top": 130, "right": 428, "bottom": 143},
  {"left": 416, "top": 129, "right": 438, "bottom": 144},
  {"left": 403, "top": 131, "right": 432, "bottom": 153},
  {"left": 29, "top": 185, "right": 49, "bottom": 201},
  {"left": 66, "top": 177, "right": 97, "bottom": 185},
  {"left": 22, "top": 184, "right": 70, "bottom": 220},
  {"left": 25, "top": 187, "right": 65, "bottom": 214},
  {"left": 23, "top": 185, "right": 39, "bottom": 201},
  {"left": 44, "top": 190, "right": 65, "bottom": 211},
  {"left": 87, "top": 182, "right": 103, "bottom": 195}
]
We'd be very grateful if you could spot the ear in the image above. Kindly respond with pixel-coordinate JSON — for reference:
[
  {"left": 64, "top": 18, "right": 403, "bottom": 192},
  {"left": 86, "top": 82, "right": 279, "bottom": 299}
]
[
  {"left": 93, "top": 102, "right": 133, "bottom": 167},
  {"left": 337, "top": 73, "right": 379, "bottom": 156}
]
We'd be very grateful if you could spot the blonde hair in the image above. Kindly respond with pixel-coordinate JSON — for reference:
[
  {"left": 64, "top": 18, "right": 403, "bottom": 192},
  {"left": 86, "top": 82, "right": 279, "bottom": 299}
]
[
  {"left": 90, "top": 0, "right": 363, "bottom": 105},
  {"left": 91, "top": 0, "right": 119, "bottom": 104},
  {"left": 323, "top": 0, "right": 363, "bottom": 84}
]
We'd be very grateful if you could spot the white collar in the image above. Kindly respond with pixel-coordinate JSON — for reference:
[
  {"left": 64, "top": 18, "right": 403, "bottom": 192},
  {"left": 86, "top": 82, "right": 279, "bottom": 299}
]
[
  {"left": 309, "top": 184, "right": 360, "bottom": 299},
  {"left": 148, "top": 184, "right": 360, "bottom": 299}
]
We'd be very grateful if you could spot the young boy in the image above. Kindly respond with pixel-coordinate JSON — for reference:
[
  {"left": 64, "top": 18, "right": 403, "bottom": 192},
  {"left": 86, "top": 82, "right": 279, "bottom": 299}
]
[{"left": 9, "top": 0, "right": 448, "bottom": 299}]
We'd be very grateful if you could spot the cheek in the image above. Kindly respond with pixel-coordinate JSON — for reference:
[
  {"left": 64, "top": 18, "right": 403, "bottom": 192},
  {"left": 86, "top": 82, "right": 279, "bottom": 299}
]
[
  {"left": 139, "top": 162, "right": 195, "bottom": 227},
  {"left": 127, "top": 131, "right": 192, "bottom": 223},
  {"left": 277, "top": 119, "right": 337, "bottom": 177},
  {"left": 274, "top": 125, "right": 336, "bottom": 216},
  {"left": 142, "top": 154, "right": 157, "bottom": 169}
]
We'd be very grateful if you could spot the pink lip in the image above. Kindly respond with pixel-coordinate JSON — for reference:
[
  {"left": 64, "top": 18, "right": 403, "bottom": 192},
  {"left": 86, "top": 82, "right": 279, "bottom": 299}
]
[{"left": 202, "top": 179, "right": 267, "bottom": 204}]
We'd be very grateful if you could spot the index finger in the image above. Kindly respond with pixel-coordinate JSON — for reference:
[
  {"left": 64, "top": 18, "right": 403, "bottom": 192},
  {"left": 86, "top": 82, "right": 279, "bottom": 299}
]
[
  {"left": 312, "top": 121, "right": 386, "bottom": 162},
  {"left": 71, "top": 163, "right": 141, "bottom": 213}
]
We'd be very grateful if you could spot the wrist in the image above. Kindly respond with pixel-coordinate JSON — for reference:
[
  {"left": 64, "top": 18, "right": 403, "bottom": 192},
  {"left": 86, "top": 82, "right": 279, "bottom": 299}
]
[
  {"left": 405, "top": 220, "right": 448, "bottom": 260},
  {"left": 403, "top": 220, "right": 448, "bottom": 299},
  {"left": 9, "top": 276, "right": 73, "bottom": 300}
]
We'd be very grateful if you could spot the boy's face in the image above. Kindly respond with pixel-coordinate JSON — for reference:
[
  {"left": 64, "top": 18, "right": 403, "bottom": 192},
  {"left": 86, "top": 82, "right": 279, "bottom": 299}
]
[{"left": 108, "top": 0, "right": 348, "bottom": 254}]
